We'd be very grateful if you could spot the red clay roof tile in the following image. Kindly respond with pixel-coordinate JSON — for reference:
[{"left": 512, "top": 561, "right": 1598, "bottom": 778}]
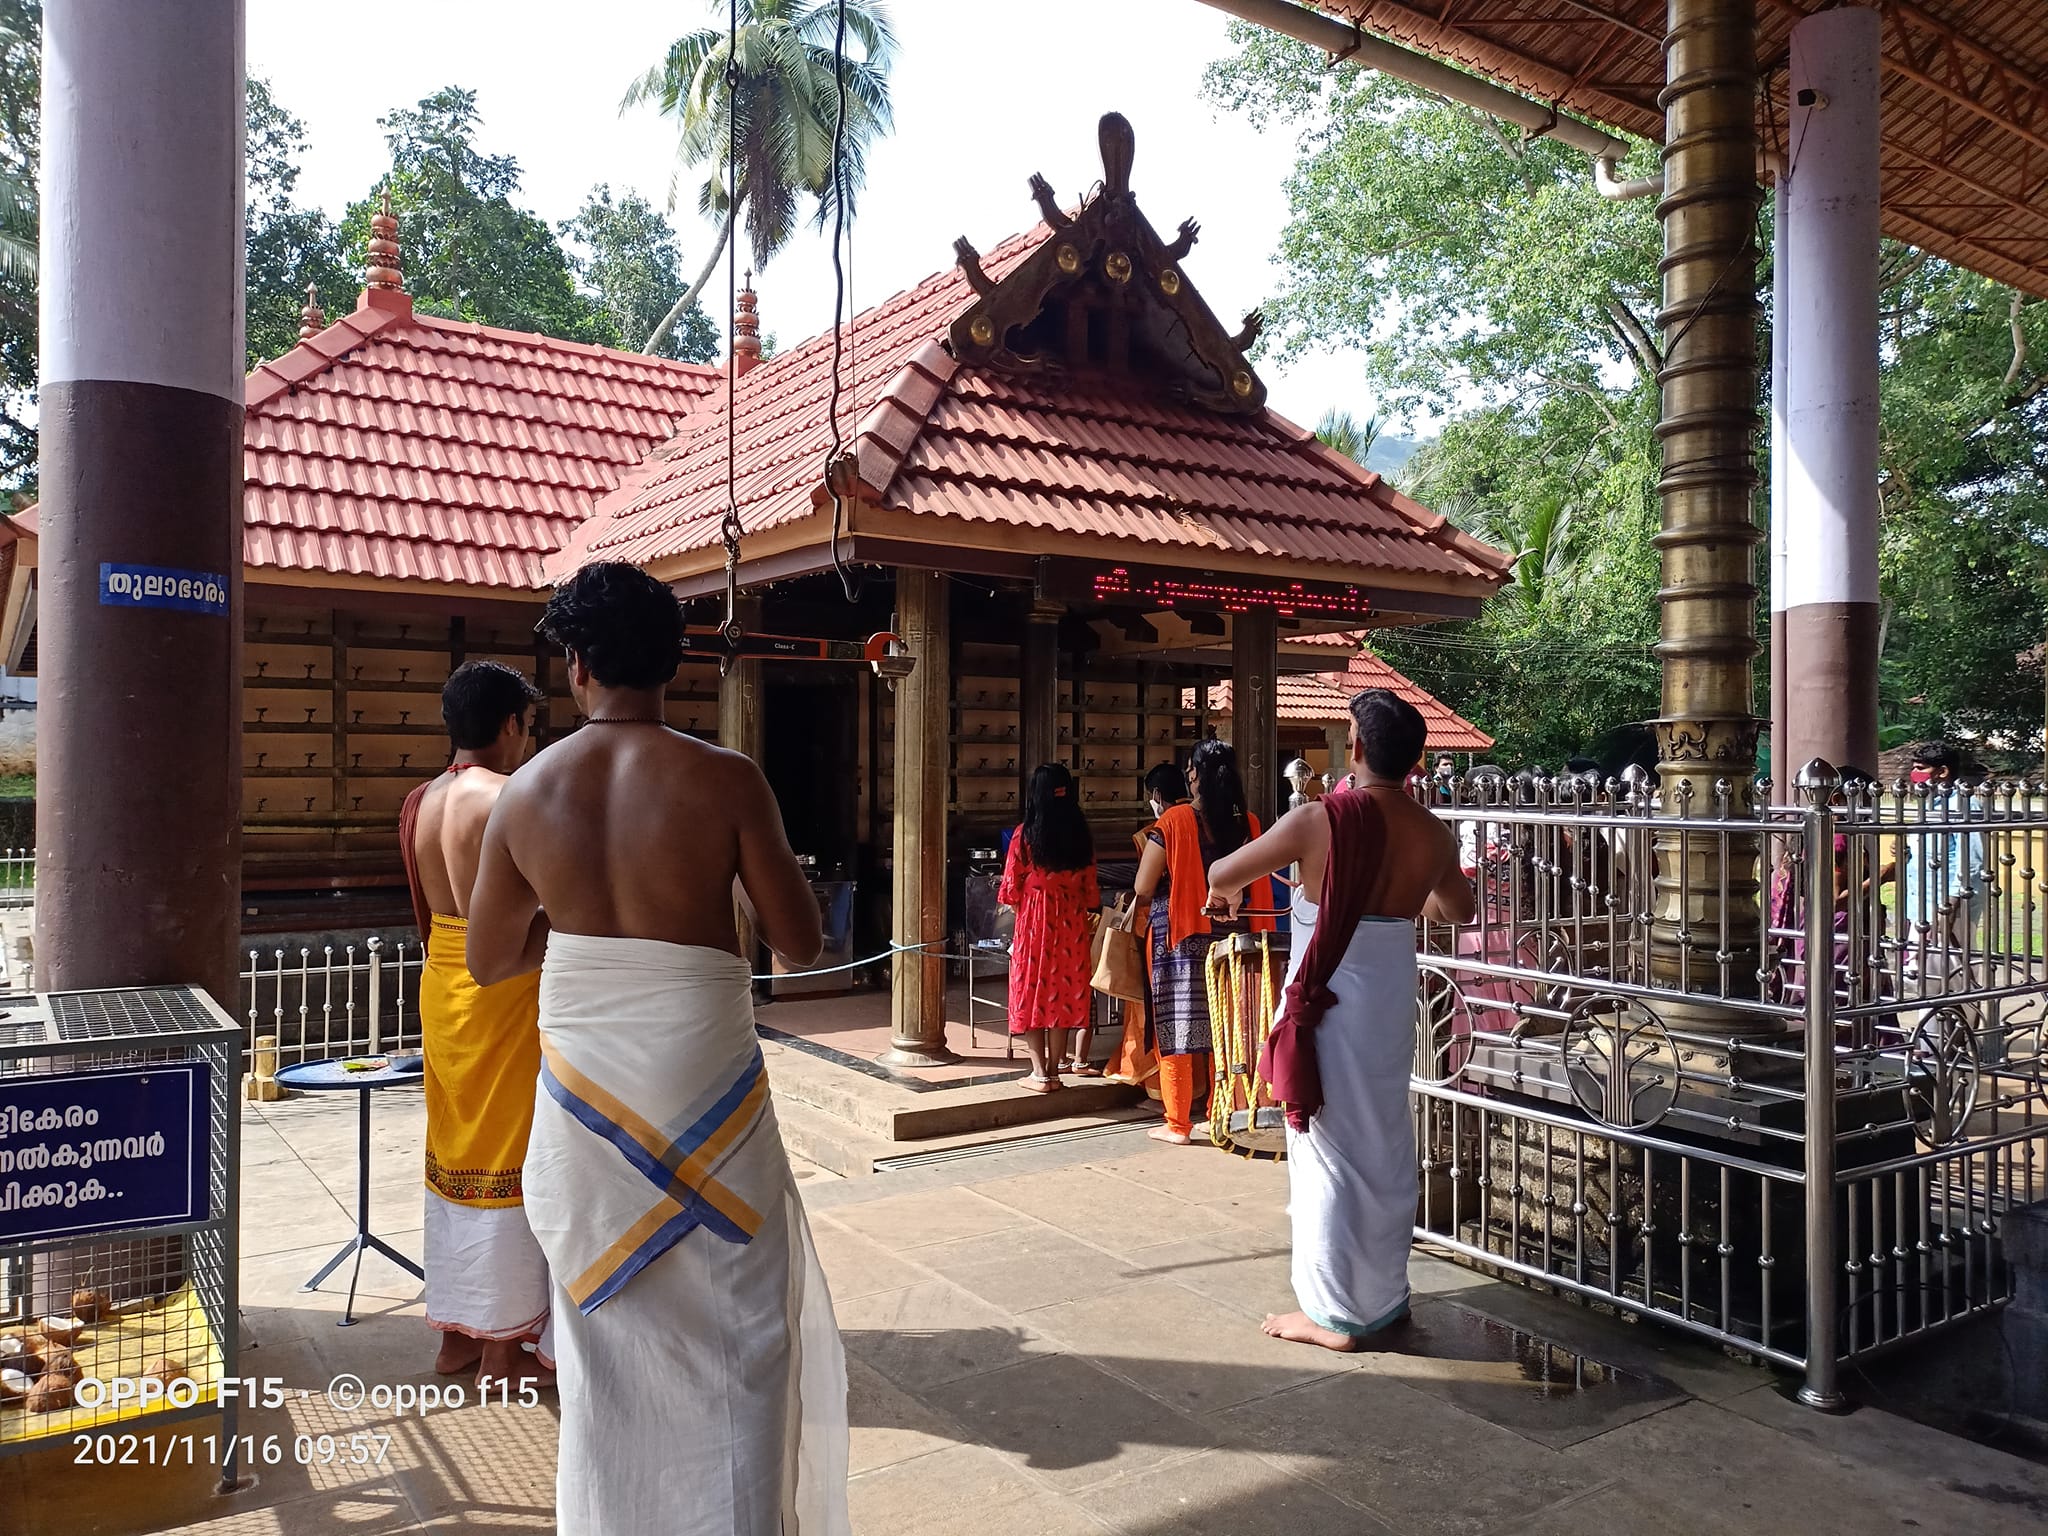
[
  {"left": 1198, "top": 639, "right": 1493, "bottom": 752},
  {"left": 557, "top": 225, "right": 1512, "bottom": 596},
  {"left": 240, "top": 300, "right": 720, "bottom": 590}
]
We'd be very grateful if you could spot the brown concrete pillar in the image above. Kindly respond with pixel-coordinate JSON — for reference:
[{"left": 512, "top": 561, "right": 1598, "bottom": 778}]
[
  {"left": 36, "top": 0, "right": 245, "bottom": 1004},
  {"left": 884, "top": 568, "right": 954, "bottom": 1066},
  {"left": 719, "top": 597, "right": 765, "bottom": 967},
  {"left": 1232, "top": 610, "right": 1279, "bottom": 826},
  {"left": 1019, "top": 600, "right": 1061, "bottom": 802}
]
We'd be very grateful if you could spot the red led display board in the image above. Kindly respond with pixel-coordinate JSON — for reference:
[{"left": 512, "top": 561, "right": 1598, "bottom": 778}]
[{"left": 1049, "top": 563, "right": 1375, "bottom": 619}]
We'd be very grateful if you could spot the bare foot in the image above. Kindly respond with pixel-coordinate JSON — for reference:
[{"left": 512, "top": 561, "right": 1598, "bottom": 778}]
[
  {"left": 1147, "top": 1126, "right": 1192, "bottom": 1145},
  {"left": 477, "top": 1339, "right": 556, "bottom": 1392},
  {"left": 1261, "top": 1310, "right": 1362, "bottom": 1352},
  {"left": 433, "top": 1333, "right": 484, "bottom": 1375}
]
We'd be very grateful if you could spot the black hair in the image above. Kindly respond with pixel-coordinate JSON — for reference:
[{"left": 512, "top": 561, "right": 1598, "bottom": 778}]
[
  {"left": 1565, "top": 756, "right": 1603, "bottom": 776},
  {"left": 1021, "top": 763, "right": 1094, "bottom": 872},
  {"left": 1189, "top": 738, "right": 1251, "bottom": 857},
  {"left": 442, "top": 660, "right": 541, "bottom": 751},
  {"left": 1348, "top": 688, "right": 1428, "bottom": 779},
  {"left": 537, "top": 561, "right": 685, "bottom": 690},
  {"left": 1911, "top": 741, "right": 1961, "bottom": 774},
  {"left": 1143, "top": 762, "right": 1185, "bottom": 806}
]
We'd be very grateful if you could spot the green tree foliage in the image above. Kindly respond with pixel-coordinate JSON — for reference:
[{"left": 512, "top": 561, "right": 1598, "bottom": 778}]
[
  {"left": 1207, "top": 24, "right": 2048, "bottom": 765},
  {"left": 559, "top": 186, "right": 718, "bottom": 363},
  {"left": 0, "top": 0, "right": 37, "bottom": 497},
  {"left": 1314, "top": 408, "right": 1380, "bottom": 466},
  {"left": 342, "top": 87, "right": 614, "bottom": 345},
  {"left": 1875, "top": 257, "right": 2048, "bottom": 751},
  {"left": 625, "top": 0, "right": 896, "bottom": 352},
  {"left": 245, "top": 78, "right": 353, "bottom": 368}
]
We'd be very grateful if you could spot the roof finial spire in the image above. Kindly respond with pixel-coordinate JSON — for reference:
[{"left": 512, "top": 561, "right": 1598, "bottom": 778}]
[
  {"left": 366, "top": 190, "right": 404, "bottom": 291},
  {"left": 732, "top": 270, "right": 763, "bottom": 376},
  {"left": 299, "top": 282, "right": 325, "bottom": 342}
]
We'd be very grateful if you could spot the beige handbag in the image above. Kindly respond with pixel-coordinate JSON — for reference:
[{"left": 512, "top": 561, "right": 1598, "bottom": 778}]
[{"left": 1090, "top": 892, "right": 1146, "bottom": 1002}]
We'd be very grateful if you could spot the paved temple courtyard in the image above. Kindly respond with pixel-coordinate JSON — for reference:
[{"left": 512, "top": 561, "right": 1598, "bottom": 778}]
[{"left": 9, "top": 1084, "right": 2048, "bottom": 1535}]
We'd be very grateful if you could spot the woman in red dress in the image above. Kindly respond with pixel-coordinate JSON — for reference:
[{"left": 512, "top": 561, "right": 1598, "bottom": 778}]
[{"left": 999, "top": 763, "right": 1100, "bottom": 1092}]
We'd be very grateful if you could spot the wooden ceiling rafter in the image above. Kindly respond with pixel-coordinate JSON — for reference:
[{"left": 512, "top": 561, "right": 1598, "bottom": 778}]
[{"left": 1301, "top": 0, "right": 2048, "bottom": 296}]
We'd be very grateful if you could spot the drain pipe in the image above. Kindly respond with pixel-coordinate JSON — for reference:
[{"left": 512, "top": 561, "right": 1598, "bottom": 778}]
[{"left": 1195, "top": 0, "right": 1629, "bottom": 161}]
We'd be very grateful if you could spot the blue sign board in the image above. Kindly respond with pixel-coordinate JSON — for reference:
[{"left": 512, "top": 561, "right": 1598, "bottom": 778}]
[
  {"left": 98, "top": 562, "right": 230, "bottom": 616},
  {"left": 0, "top": 1061, "right": 211, "bottom": 1243}
]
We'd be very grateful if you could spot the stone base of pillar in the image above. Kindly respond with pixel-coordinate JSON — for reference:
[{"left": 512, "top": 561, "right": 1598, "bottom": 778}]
[{"left": 877, "top": 1041, "right": 960, "bottom": 1069}]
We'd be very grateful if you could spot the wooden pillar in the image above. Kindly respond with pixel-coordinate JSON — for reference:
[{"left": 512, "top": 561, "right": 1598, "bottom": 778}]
[
  {"left": 1324, "top": 721, "right": 1350, "bottom": 786},
  {"left": 1232, "top": 610, "right": 1279, "bottom": 826},
  {"left": 719, "top": 597, "right": 765, "bottom": 969},
  {"left": 1019, "top": 599, "right": 1061, "bottom": 796},
  {"left": 885, "top": 568, "right": 954, "bottom": 1065}
]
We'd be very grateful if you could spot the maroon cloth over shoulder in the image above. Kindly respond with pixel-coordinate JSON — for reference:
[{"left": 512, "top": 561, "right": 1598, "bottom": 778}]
[
  {"left": 398, "top": 781, "right": 434, "bottom": 939},
  {"left": 1257, "top": 788, "right": 1388, "bottom": 1132}
]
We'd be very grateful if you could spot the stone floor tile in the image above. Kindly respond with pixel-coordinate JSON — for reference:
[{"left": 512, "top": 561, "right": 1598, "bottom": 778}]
[
  {"left": 1210, "top": 1368, "right": 1604, "bottom": 1536},
  {"left": 384, "top": 1395, "right": 561, "bottom": 1525},
  {"left": 1438, "top": 1281, "right": 1770, "bottom": 1405},
  {"left": 912, "top": 1221, "right": 1142, "bottom": 1314},
  {"left": 848, "top": 1356, "right": 962, "bottom": 1476},
  {"left": 924, "top": 1353, "right": 1219, "bottom": 1494},
  {"left": 1075, "top": 1439, "right": 1393, "bottom": 1536},
  {"left": 1565, "top": 1398, "right": 2048, "bottom": 1536},
  {"left": 829, "top": 1185, "right": 1030, "bottom": 1251},
  {"left": 847, "top": 1444, "right": 1108, "bottom": 1536},
  {"left": 1717, "top": 1382, "right": 2048, "bottom": 1514},
  {"left": 971, "top": 1166, "right": 1240, "bottom": 1256},
  {"left": 1028, "top": 1279, "right": 1356, "bottom": 1414},
  {"left": 1087, "top": 1144, "right": 1289, "bottom": 1206},
  {"left": 838, "top": 1280, "right": 1053, "bottom": 1392},
  {"left": 809, "top": 1214, "right": 934, "bottom": 1301},
  {"left": 1121, "top": 1233, "right": 1295, "bottom": 1322},
  {"left": 1490, "top": 1479, "right": 1706, "bottom": 1536},
  {"left": 1350, "top": 1297, "right": 1685, "bottom": 1449}
]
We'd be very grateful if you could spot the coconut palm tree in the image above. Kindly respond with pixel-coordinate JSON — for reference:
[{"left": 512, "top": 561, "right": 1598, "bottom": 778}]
[
  {"left": 625, "top": 0, "right": 895, "bottom": 353},
  {"left": 1315, "top": 407, "right": 1381, "bottom": 467},
  {"left": 1467, "top": 489, "right": 1578, "bottom": 616},
  {"left": 0, "top": 2, "right": 37, "bottom": 284}
]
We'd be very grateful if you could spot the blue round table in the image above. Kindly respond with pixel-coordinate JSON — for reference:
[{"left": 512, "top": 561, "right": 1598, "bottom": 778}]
[{"left": 276, "top": 1055, "right": 426, "bottom": 1326}]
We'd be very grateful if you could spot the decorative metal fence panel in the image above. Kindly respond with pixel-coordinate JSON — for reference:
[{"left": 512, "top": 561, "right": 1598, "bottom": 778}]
[
  {"left": 1407, "top": 769, "right": 2048, "bottom": 1403},
  {"left": 239, "top": 938, "right": 422, "bottom": 1068},
  {"left": 0, "top": 847, "right": 31, "bottom": 910}
]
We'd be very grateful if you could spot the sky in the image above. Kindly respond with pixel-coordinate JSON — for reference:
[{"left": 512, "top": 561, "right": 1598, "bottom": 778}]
[{"left": 246, "top": 0, "right": 1384, "bottom": 433}]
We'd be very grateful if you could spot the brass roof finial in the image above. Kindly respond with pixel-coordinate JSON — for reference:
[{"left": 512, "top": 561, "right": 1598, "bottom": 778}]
[
  {"left": 366, "top": 190, "right": 403, "bottom": 291},
  {"left": 299, "top": 282, "right": 325, "bottom": 342},
  {"left": 732, "top": 270, "right": 763, "bottom": 374}
]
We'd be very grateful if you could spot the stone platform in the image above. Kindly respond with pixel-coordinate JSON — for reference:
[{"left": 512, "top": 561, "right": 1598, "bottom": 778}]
[{"left": 9, "top": 1093, "right": 2048, "bottom": 1536}]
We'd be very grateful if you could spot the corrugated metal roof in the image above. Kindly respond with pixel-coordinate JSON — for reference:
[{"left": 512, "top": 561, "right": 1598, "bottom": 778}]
[
  {"left": 556, "top": 226, "right": 1513, "bottom": 595},
  {"left": 243, "top": 292, "right": 722, "bottom": 591}
]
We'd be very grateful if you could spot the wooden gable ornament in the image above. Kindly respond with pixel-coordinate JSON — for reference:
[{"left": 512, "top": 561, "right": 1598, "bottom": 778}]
[{"left": 948, "top": 112, "right": 1267, "bottom": 415}]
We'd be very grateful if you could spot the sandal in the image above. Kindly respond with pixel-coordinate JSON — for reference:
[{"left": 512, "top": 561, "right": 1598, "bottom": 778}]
[
  {"left": 1067, "top": 1061, "right": 1104, "bottom": 1078},
  {"left": 1023, "top": 1074, "right": 1063, "bottom": 1094}
]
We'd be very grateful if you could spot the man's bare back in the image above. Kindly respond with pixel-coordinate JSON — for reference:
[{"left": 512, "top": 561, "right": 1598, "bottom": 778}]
[
  {"left": 1299, "top": 787, "right": 1471, "bottom": 924},
  {"left": 411, "top": 768, "right": 511, "bottom": 919},
  {"left": 467, "top": 725, "right": 822, "bottom": 985},
  {"left": 1208, "top": 782, "right": 1474, "bottom": 930}
]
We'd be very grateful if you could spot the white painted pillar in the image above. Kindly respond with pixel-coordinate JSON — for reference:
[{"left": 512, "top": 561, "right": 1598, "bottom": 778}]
[
  {"left": 1769, "top": 182, "right": 1791, "bottom": 796},
  {"left": 1781, "top": 5, "right": 1882, "bottom": 783}
]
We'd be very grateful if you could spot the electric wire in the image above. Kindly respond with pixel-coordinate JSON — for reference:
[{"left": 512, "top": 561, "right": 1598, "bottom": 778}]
[
  {"left": 719, "top": 0, "right": 744, "bottom": 643},
  {"left": 826, "top": 0, "right": 862, "bottom": 601}
]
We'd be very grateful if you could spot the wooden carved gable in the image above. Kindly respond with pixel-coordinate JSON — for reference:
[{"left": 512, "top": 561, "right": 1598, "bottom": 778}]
[{"left": 947, "top": 113, "right": 1267, "bottom": 415}]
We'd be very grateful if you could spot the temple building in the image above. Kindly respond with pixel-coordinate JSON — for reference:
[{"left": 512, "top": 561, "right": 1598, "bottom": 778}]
[{"left": 0, "top": 118, "right": 1509, "bottom": 993}]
